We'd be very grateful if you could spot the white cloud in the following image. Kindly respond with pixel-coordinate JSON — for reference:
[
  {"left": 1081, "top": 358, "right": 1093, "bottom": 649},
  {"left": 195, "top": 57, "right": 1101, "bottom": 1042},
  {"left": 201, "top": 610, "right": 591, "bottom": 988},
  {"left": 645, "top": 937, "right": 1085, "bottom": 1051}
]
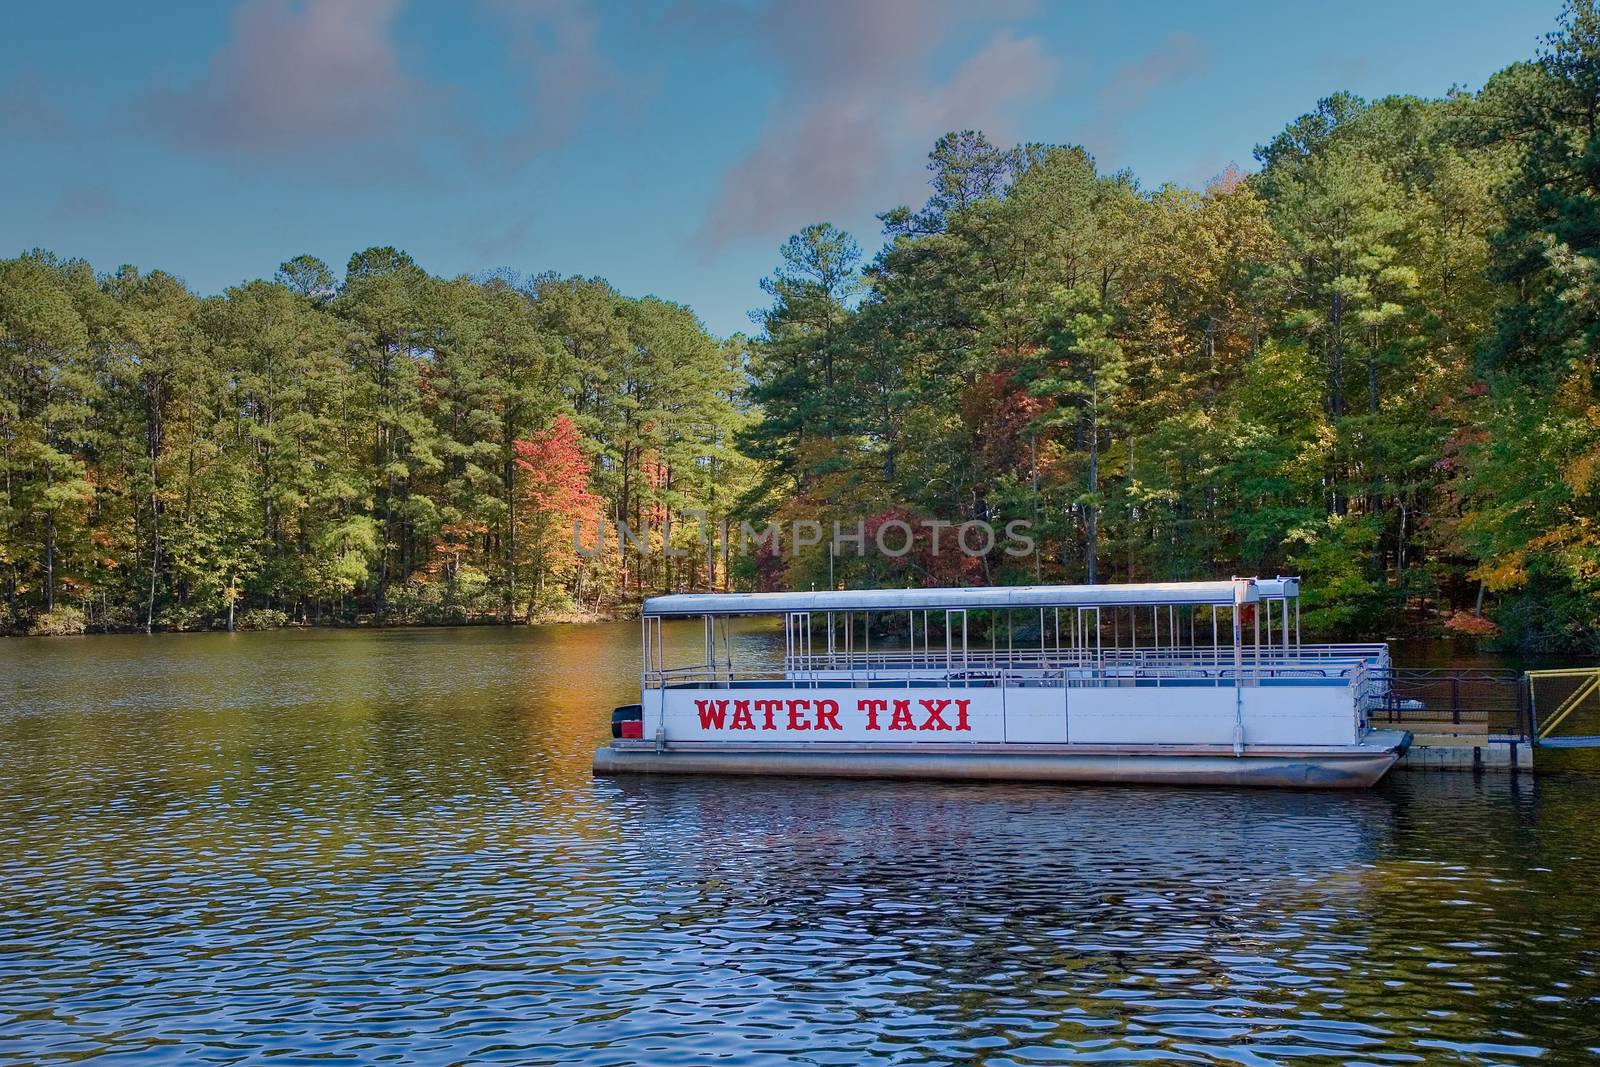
[
  {"left": 140, "top": 0, "right": 445, "bottom": 157},
  {"left": 696, "top": 1, "right": 1057, "bottom": 252}
]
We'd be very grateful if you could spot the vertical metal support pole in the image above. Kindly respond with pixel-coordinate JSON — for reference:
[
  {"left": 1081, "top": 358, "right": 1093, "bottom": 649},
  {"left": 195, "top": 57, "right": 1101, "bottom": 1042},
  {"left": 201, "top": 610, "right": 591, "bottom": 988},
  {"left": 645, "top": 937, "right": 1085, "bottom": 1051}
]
[
  {"left": 908, "top": 609, "right": 915, "bottom": 682},
  {"left": 1232, "top": 602, "right": 1245, "bottom": 753},
  {"left": 1232, "top": 606, "right": 1242, "bottom": 680},
  {"left": 1094, "top": 607, "right": 1102, "bottom": 668},
  {"left": 847, "top": 610, "right": 853, "bottom": 666},
  {"left": 1526, "top": 675, "right": 1537, "bottom": 741},
  {"left": 953, "top": 614, "right": 966, "bottom": 681},
  {"left": 864, "top": 611, "right": 871, "bottom": 678},
  {"left": 908, "top": 609, "right": 914, "bottom": 674},
  {"left": 1253, "top": 606, "right": 1261, "bottom": 685},
  {"left": 800, "top": 614, "right": 812, "bottom": 687}
]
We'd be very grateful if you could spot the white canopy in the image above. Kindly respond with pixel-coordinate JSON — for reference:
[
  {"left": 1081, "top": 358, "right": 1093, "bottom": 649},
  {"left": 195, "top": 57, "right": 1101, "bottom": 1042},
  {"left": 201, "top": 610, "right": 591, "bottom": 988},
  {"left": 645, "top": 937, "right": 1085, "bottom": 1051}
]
[
  {"left": 1257, "top": 577, "right": 1300, "bottom": 599},
  {"left": 642, "top": 579, "right": 1260, "bottom": 617}
]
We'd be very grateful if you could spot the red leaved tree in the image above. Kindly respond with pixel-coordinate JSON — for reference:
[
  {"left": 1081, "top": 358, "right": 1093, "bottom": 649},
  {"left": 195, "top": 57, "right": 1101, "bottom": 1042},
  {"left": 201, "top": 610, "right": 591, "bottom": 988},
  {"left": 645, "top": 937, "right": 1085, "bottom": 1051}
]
[{"left": 514, "top": 415, "right": 600, "bottom": 616}]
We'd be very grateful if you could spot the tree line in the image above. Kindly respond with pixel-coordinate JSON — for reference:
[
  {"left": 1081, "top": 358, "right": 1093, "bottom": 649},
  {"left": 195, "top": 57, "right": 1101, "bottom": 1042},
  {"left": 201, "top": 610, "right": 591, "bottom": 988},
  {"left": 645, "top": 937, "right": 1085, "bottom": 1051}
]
[
  {"left": 739, "top": 3, "right": 1600, "bottom": 652},
  {"left": 5, "top": 3, "right": 1599, "bottom": 649},
  {"left": 0, "top": 250, "right": 749, "bottom": 633}
]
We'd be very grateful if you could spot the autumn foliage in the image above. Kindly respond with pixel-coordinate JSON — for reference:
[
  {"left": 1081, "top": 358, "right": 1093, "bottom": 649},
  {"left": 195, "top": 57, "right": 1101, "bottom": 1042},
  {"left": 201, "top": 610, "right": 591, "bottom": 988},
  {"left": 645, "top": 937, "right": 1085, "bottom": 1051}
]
[{"left": 515, "top": 415, "right": 600, "bottom": 595}]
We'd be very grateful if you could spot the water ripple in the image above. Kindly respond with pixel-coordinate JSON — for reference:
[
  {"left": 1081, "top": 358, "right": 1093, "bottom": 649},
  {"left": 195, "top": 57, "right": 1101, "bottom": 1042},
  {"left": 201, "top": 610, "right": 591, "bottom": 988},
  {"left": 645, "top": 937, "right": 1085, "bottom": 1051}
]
[{"left": 2, "top": 626, "right": 1599, "bottom": 1063}]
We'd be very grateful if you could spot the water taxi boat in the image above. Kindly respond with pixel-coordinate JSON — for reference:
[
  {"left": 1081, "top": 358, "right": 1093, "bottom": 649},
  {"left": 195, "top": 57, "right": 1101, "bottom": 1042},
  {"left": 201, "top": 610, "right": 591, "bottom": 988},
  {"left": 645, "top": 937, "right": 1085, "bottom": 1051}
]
[{"left": 593, "top": 579, "right": 1411, "bottom": 788}]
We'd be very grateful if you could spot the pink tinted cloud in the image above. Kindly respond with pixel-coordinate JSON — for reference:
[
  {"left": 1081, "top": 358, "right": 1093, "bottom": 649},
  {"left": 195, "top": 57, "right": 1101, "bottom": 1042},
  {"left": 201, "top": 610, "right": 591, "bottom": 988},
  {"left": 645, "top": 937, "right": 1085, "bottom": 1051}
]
[
  {"left": 139, "top": 0, "right": 618, "bottom": 176},
  {"left": 140, "top": 0, "right": 445, "bottom": 156},
  {"left": 697, "top": 2, "right": 1056, "bottom": 252},
  {"left": 907, "top": 32, "right": 1059, "bottom": 157},
  {"left": 702, "top": 104, "right": 892, "bottom": 254}
]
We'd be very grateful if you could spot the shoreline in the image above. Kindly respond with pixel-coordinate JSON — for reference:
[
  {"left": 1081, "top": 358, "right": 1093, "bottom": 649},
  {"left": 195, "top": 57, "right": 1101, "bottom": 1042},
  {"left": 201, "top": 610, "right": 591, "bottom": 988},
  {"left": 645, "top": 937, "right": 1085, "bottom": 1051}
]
[
  {"left": 3, "top": 606, "right": 639, "bottom": 638},
  {"left": 4, "top": 612, "right": 1499, "bottom": 656}
]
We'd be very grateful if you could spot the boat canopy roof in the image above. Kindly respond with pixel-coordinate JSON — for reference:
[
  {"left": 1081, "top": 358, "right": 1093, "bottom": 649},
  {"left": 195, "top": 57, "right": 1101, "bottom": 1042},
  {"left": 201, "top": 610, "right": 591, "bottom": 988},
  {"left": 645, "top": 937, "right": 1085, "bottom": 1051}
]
[
  {"left": 642, "top": 579, "right": 1263, "bottom": 618},
  {"left": 1258, "top": 577, "right": 1300, "bottom": 599}
]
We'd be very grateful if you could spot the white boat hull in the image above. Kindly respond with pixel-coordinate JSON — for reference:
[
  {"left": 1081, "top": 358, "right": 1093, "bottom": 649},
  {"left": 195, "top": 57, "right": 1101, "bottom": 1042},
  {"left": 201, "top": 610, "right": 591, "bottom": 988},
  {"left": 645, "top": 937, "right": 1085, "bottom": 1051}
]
[{"left": 593, "top": 730, "right": 1412, "bottom": 789}]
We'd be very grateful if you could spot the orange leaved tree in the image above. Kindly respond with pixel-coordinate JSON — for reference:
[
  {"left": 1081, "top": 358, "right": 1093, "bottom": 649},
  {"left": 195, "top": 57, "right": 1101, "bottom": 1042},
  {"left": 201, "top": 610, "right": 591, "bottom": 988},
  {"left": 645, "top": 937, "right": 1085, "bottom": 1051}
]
[{"left": 514, "top": 415, "right": 600, "bottom": 617}]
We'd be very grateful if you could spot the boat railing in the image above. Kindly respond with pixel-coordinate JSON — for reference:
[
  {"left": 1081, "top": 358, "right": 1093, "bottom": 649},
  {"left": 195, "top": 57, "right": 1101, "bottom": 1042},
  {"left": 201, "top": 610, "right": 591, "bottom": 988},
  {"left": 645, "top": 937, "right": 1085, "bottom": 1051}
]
[
  {"left": 763, "top": 644, "right": 1383, "bottom": 671},
  {"left": 786, "top": 646, "right": 1380, "bottom": 675},
  {"left": 1102, "top": 643, "right": 1389, "bottom": 663},
  {"left": 1352, "top": 662, "right": 1377, "bottom": 729},
  {"left": 741, "top": 644, "right": 1389, "bottom": 674},
  {"left": 645, "top": 658, "right": 1370, "bottom": 692}
]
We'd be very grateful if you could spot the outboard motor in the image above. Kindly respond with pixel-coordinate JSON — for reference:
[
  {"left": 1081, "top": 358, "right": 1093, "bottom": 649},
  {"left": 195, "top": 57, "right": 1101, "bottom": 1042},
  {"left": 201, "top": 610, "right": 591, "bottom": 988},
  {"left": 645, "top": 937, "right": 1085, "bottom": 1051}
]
[{"left": 610, "top": 704, "right": 643, "bottom": 740}]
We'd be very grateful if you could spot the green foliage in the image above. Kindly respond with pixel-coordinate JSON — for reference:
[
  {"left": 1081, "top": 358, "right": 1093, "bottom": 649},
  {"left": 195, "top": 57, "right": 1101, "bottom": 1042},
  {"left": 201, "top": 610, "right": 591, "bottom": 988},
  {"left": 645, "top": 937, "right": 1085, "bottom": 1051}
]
[
  {"left": 237, "top": 608, "right": 290, "bottom": 631},
  {"left": 28, "top": 605, "right": 85, "bottom": 636},
  {"left": 1285, "top": 514, "right": 1389, "bottom": 635},
  {"left": 6, "top": 2, "right": 1598, "bottom": 649},
  {"left": 154, "top": 603, "right": 208, "bottom": 632},
  {"left": 1462, "top": 1, "right": 1600, "bottom": 650},
  {"left": 0, "top": 249, "right": 745, "bottom": 632},
  {"left": 732, "top": 2, "right": 1600, "bottom": 650}
]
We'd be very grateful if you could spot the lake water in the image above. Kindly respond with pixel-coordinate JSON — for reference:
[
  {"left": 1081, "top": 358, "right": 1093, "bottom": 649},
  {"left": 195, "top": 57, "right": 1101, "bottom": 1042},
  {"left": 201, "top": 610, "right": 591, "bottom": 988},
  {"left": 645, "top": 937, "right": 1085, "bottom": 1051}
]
[{"left": 2, "top": 624, "right": 1598, "bottom": 1065}]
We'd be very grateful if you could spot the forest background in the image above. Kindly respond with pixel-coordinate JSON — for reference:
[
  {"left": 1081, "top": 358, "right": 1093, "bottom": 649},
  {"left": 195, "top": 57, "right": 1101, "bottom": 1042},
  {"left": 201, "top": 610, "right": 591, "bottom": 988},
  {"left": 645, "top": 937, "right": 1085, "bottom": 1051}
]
[{"left": 5, "top": 4, "right": 1600, "bottom": 651}]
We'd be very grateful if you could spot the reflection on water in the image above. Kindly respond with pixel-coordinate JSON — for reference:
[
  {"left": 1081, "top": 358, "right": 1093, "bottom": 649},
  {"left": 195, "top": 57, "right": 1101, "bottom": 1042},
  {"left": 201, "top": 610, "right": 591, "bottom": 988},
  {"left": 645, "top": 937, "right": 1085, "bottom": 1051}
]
[{"left": 2, "top": 625, "right": 1598, "bottom": 1064}]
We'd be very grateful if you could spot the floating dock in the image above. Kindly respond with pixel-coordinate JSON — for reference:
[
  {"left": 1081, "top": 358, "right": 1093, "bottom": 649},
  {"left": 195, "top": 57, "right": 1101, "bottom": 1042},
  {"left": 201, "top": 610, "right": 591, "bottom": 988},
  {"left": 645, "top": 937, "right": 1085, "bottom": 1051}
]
[{"left": 1374, "top": 667, "right": 1598, "bottom": 772}]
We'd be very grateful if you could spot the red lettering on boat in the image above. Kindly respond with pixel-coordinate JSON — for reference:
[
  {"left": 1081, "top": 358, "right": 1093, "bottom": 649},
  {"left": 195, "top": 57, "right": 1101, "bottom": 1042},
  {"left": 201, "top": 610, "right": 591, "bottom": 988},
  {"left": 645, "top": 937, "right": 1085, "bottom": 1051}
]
[{"left": 695, "top": 699, "right": 729, "bottom": 729}]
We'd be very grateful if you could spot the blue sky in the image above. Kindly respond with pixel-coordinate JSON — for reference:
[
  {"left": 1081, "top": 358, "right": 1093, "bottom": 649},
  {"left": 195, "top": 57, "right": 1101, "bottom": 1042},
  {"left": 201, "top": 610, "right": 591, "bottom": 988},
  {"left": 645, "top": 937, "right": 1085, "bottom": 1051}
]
[{"left": 1, "top": 0, "right": 1565, "bottom": 338}]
